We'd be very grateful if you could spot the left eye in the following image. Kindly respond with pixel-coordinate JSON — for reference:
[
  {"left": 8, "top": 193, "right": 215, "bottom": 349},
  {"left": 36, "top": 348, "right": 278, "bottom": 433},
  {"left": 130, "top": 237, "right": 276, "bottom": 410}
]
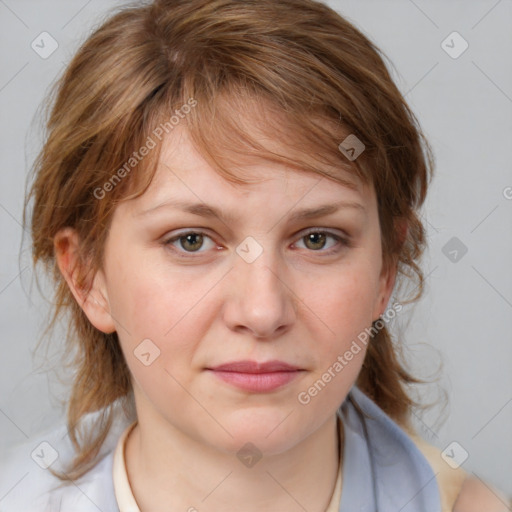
[{"left": 295, "top": 229, "right": 345, "bottom": 252}]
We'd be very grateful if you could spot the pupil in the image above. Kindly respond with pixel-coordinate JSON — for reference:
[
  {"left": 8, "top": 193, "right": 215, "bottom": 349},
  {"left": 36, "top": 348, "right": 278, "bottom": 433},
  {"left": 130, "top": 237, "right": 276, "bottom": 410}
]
[
  {"left": 183, "top": 233, "right": 203, "bottom": 251},
  {"left": 307, "top": 232, "right": 325, "bottom": 250}
]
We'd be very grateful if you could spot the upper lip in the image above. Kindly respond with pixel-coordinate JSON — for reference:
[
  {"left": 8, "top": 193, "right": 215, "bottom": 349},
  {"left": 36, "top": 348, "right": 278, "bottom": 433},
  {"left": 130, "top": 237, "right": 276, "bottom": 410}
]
[{"left": 208, "top": 360, "right": 301, "bottom": 373}]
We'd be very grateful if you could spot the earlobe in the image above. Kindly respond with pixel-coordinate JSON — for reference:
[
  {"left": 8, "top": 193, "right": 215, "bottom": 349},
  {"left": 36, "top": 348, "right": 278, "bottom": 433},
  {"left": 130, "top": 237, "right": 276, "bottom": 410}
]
[{"left": 54, "top": 227, "right": 116, "bottom": 334}]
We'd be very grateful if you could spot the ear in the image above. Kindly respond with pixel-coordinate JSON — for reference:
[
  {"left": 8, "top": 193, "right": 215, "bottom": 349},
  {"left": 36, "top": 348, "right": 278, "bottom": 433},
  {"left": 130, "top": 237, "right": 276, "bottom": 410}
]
[
  {"left": 54, "top": 227, "right": 116, "bottom": 334},
  {"left": 372, "top": 260, "right": 398, "bottom": 322},
  {"left": 372, "top": 218, "right": 408, "bottom": 321}
]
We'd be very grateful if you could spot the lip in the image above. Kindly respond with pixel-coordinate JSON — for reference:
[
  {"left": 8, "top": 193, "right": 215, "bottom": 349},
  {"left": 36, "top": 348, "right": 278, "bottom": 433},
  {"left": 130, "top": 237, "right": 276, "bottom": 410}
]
[
  {"left": 209, "top": 360, "right": 300, "bottom": 373},
  {"left": 206, "top": 360, "right": 303, "bottom": 392}
]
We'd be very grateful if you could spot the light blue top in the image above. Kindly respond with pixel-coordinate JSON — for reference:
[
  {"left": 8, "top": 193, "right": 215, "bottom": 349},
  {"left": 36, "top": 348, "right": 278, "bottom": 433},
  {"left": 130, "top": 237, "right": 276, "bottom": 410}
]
[{"left": 0, "top": 385, "right": 441, "bottom": 511}]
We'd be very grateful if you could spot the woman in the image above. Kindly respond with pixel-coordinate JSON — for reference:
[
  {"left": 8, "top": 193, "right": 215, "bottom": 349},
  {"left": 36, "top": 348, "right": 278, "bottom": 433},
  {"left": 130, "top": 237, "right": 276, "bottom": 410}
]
[{"left": 1, "top": 0, "right": 509, "bottom": 510}]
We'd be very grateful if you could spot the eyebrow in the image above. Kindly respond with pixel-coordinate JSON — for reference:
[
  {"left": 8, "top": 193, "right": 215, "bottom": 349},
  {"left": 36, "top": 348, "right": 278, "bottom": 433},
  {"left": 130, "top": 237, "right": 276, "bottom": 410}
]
[{"left": 137, "top": 199, "right": 366, "bottom": 224}]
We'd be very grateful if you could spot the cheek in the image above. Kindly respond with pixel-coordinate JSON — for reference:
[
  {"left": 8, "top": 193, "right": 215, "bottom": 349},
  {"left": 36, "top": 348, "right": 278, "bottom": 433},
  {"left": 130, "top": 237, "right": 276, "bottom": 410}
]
[
  {"left": 301, "top": 262, "right": 380, "bottom": 344},
  {"left": 296, "top": 272, "right": 375, "bottom": 411},
  {"left": 106, "top": 248, "right": 187, "bottom": 334},
  {"left": 106, "top": 252, "right": 221, "bottom": 369}
]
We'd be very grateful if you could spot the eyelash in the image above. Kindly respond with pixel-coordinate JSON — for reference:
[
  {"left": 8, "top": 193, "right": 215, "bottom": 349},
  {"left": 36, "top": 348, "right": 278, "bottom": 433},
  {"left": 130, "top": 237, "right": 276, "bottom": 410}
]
[{"left": 162, "top": 228, "right": 351, "bottom": 258}]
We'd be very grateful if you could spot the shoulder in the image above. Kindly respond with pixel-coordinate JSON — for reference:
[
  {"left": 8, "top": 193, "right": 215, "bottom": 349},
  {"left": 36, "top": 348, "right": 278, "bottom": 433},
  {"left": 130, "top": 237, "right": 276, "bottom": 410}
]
[
  {"left": 405, "top": 430, "right": 467, "bottom": 511},
  {"left": 405, "top": 428, "right": 511, "bottom": 512},
  {"left": 0, "top": 426, "right": 115, "bottom": 512},
  {"left": 0, "top": 446, "right": 117, "bottom": 511},
  {"left": 0, "top": 406, "right": 132, "bottom": 511},
  {"left": 453, "top": 476, "right": 512, "bottom": 512},
  {"left": 0, "top": 440, "right": 56, "bottom": 510}
]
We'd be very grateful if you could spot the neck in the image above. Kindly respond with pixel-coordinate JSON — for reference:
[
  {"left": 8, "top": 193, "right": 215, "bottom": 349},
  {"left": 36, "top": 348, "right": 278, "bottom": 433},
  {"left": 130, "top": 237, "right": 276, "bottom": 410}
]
[{"left": 124, "top": 413, "right": 343, "bottom": 512}]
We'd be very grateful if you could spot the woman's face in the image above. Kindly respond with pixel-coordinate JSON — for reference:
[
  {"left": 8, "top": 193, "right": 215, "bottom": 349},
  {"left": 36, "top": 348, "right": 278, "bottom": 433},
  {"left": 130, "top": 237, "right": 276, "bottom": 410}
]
[{"left": 74, "top": 126, "right": 396, "bottom": 455}]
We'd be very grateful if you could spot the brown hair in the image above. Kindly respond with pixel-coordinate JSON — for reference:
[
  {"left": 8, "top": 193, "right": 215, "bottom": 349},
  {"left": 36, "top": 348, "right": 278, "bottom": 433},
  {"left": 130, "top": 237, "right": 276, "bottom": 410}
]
[{"left": 24, "top": 0, "right": 434, "bottom": 482}]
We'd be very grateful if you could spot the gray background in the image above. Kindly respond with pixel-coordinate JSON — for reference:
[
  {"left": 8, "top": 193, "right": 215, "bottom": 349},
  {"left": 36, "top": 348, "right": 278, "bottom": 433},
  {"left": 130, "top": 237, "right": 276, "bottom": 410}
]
[{"left": 1, "top": 0, "right": 511, "bottom": 499}]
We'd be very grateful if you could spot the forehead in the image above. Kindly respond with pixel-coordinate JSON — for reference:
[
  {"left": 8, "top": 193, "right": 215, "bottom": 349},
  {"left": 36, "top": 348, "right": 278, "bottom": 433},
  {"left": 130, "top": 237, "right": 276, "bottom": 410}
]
[{"left": 134, "top": 125, "right": 373, "bottom": 212}]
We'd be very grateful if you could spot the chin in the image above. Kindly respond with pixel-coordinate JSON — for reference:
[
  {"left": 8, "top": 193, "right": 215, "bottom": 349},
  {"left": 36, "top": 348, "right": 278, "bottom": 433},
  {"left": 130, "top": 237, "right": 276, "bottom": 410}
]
[{"left": 208, "top": 411, "right": 306, "bottom": 457}]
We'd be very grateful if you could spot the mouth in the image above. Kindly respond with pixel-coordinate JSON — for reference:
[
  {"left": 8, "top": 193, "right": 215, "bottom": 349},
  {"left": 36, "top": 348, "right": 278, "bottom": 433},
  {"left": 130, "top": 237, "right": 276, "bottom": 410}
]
[{"left": 205, "top": 360, "right": 304, "bottom": 393}]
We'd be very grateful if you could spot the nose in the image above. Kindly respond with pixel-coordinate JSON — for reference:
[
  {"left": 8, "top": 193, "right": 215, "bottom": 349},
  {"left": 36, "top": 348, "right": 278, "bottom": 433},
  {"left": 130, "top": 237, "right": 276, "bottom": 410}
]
[{"left": 222, "top": 247, "right": 297, "bottom": 340}]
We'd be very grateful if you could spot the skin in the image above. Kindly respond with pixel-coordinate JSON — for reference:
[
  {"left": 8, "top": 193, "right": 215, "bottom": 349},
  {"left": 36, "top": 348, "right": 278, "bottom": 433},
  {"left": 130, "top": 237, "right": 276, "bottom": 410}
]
[
  {"left": 453, "top": 478, "right": 511, "bottom": 512},
  {"left": 54, "top": 124, "right": 399, "bottom": 511}
]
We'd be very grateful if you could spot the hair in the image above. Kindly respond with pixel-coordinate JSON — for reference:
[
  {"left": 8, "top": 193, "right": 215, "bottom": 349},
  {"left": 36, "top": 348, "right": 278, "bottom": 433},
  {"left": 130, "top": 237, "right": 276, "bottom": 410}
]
[{"left": 24, "top": 0, "right": 435, "bottom": 482}]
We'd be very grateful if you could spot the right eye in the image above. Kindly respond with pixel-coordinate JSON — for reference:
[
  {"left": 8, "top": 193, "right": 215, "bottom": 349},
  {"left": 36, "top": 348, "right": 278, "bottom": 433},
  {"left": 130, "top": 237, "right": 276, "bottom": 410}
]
[{"left": 162, "top": 230, "right": 218, "bottom": 256}]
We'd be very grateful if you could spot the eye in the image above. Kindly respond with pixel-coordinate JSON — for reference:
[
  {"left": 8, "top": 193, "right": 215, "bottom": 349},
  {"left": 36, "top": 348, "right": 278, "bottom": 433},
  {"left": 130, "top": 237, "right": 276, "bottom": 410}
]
[
  {"left": 163, "top": 231, "right": 217, "bottom": 254},
  {"left": 294, "top": 229, "right": 349, "bottom": 254},
  {"left": 162, "top": 228, "right": 350, "bottom": 258}
]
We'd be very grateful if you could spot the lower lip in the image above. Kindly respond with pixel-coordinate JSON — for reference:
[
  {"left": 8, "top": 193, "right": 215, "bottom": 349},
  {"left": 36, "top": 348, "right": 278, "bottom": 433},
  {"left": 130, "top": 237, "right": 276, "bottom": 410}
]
[{"left": 207, "top": 370, "right": 301, "bottom": 392}]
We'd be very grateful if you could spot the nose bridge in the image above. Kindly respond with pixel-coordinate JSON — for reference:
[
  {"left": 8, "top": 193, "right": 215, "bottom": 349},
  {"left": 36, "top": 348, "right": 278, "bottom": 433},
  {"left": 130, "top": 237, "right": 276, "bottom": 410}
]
[
  {"left": 238, "top": 238, "right": 285, "bottom": 306},
  {"left": 225, "top": 236, "right": 296, "bottom": 338},
  {"left": 243, "top": 248, "right": 281, "bottom": 296}
]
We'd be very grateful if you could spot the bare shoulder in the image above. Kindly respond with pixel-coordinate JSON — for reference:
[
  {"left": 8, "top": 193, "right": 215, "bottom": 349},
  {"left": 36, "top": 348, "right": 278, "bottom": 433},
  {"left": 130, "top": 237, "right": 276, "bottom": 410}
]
[{"left": 453, "top": 475, "right": 511, "bottom": 512}]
